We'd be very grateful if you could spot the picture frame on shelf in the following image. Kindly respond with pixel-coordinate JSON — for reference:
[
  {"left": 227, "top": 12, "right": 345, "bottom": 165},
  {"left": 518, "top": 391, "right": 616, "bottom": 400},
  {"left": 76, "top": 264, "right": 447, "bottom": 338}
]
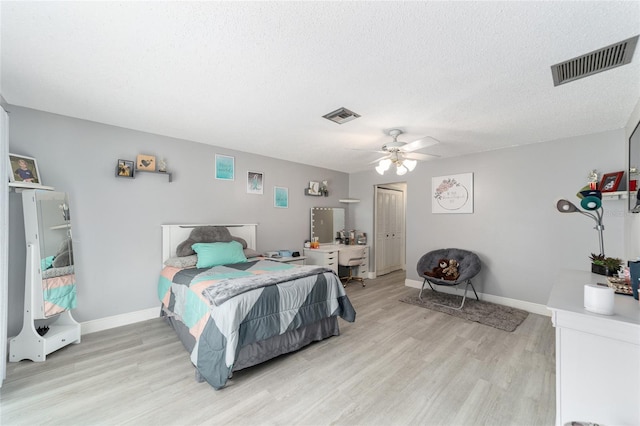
[
  {"left": 8, "top": 153, "right": 41, "bottom": 184},
  {"left": 215, "top": 154, "right": 235, "bottom": 181},
  {"left": 599, "top": 171, "right": 624, "bottom": 192},
  {"left": 308, "top": 181, "right": 321, "bottom": 195},
  {"left": 247, "top": 171, "right": 264, "bottom": 194},
  {"left": 274, "top": 186, "right": 289, "bottom": 208},
  {"left": 136, "top": 154, "right": 156, "bottom": 171},
  {"left": 116, "top": 159, "right": 135, "bottom": 178}
]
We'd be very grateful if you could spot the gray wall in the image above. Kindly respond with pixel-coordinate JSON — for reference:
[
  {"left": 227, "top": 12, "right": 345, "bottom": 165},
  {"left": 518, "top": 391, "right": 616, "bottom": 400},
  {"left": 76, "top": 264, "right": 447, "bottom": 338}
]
[
  {"left": 349, "top": 129, "right": 628, "bottom": 305},
  {"left": 7, "top": 106, "right": 348, "bottom": 336}
]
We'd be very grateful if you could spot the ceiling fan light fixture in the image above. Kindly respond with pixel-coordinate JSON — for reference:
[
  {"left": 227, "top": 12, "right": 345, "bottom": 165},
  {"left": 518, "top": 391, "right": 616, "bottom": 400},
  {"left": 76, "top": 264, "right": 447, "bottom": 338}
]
[
  {"left": 396, "top": 164, "right": 408, "bottom": 176},
  {"left": 404, "top": 159, "right": 417, "bottom": 171},
  {"left": 375, "top": 165, "right": 387, "bottom": 175},
  {"left": 379, "top": 158, "right": 392, "bottom": 169}
]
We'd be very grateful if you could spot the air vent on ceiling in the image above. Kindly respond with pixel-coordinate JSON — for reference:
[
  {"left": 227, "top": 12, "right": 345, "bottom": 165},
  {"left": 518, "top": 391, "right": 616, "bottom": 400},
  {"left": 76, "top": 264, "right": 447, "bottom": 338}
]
[
  {"left": 322, "top": 107, "right": 361, "bottom": 124},
  {"left": 551, "top": 35, "right": 638, "bottom": 87}
]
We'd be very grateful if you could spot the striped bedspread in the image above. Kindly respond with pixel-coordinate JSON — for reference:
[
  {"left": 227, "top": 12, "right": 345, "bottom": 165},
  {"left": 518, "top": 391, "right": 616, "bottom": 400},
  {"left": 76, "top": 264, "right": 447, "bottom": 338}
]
[{"left": 158, "top": 259, "right": 356, "bottom": 389}]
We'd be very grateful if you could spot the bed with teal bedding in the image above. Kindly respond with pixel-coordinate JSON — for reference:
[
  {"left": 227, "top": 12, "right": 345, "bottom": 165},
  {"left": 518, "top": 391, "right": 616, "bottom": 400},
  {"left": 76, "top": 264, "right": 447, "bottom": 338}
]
[{"left": 158, "top": 258, "right": 356, "bottom": 389}]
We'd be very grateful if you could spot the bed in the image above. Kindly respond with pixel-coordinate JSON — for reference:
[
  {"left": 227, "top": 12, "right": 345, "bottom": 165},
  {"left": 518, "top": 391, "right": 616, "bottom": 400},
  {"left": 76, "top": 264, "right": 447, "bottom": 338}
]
[{"left": 158, "top": 224, "right": 356, "bottom": 389}]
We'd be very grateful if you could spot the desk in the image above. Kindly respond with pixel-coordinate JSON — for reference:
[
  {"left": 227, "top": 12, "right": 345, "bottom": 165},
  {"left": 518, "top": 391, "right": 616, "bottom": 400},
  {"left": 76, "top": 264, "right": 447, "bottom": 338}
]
[
  {"left": 547, "top": 269, "right": 640, "bottom": 426},
  {"left": 304, "top": 245, "right": 368, "bottom": 278}
]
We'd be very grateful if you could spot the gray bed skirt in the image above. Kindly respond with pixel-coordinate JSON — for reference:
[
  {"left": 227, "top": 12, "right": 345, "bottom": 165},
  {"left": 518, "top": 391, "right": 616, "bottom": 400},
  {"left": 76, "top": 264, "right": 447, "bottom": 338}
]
[{"left": 161, "top": 308, "right": 340, "bottom": 379}]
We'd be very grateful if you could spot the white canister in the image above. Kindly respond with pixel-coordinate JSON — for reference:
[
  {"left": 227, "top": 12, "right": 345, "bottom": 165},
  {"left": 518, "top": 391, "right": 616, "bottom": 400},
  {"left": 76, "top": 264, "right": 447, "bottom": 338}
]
[{"left": 583, "top": 284, "right": 615, "bottom": 315}]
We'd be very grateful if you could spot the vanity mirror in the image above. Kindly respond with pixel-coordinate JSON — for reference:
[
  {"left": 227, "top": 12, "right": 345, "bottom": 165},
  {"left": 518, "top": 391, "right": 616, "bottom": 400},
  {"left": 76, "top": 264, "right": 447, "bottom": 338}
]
[
  {"left": 310, "top": 207, "right": 345, "bottom": 244},
  {"left": 630, "top": 120, "right": 640, "bottom": 212}
]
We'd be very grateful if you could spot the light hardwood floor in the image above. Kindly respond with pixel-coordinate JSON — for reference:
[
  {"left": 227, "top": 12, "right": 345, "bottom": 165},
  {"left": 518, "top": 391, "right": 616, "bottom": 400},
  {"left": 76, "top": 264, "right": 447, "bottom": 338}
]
[{"left": 0, "top": 271, "right": 555, "bottom": 426}]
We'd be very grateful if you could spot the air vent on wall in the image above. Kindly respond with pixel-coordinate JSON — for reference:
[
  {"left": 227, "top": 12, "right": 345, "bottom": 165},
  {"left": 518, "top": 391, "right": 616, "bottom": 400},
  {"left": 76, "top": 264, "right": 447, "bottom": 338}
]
[
  {"left": 551, "top": 35, "right": 638, "bottom": 86},
  {"left": 322, "top": 107, "right": 361, "bottom": 124}
]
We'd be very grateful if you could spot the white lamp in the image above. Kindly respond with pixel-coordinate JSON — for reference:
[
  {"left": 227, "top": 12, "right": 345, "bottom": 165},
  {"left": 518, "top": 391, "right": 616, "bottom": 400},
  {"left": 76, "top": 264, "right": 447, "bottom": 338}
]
[{"left": 396, "top": 164, "right": 408, "bottom": 175}]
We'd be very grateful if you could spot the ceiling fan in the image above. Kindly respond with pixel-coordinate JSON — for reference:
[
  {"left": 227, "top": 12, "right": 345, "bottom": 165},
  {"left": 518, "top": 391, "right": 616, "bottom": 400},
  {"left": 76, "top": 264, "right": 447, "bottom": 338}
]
[{"left": 371, "top": 129, "right": 440, "bottom": 175}]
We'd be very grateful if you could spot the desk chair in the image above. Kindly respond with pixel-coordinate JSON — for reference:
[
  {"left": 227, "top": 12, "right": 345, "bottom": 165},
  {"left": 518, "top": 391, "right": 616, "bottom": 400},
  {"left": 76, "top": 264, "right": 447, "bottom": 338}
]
[
  {"left": 416, "top": 248, "right": 481, "bottom": 310},
  {"left": 338, "top": 246, "right": 366, "bottom": 287}
]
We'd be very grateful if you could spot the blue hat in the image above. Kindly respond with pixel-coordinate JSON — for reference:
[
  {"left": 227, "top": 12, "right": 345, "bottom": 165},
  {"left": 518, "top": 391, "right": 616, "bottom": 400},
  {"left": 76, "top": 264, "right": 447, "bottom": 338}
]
[{"left": 578, "top": 189, "right": 602, "bottom": 200}]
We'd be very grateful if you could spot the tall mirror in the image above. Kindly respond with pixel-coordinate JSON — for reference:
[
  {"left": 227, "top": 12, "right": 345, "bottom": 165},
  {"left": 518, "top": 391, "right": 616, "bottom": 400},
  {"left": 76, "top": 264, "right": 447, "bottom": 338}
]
[
  {"left": 630, "top": 120, "right": 640, "bottom": 212},
  {"left": 310, "top": 207, "right": 345, "bottom": 244},
  {"left": 10, "top": 190, "right": 80, "bottom": 363},
  {"left": 36, "top": 191, "right": 74, "bottom": 272}
]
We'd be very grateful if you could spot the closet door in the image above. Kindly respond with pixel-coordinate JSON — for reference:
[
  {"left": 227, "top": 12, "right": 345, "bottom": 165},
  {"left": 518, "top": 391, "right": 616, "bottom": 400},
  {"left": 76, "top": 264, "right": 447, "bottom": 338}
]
[{"left": 376, "top": 187, "right": 405, "bottom": 276}]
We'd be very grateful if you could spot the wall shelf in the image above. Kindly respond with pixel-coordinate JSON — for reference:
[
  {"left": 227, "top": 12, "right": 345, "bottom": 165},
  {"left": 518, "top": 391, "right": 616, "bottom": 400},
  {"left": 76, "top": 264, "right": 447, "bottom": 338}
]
[
  {"left": 8, "top": 182, "right": 55, "bottom": 192},
  {"left": 601, "top": 191, "right": 627, "bottom": 200},
  {"left": 304, "top": 188, "right": 324, "bottom": 196},
  {"left": 135, "top": 169, "right": 172, "bottom": 182}
]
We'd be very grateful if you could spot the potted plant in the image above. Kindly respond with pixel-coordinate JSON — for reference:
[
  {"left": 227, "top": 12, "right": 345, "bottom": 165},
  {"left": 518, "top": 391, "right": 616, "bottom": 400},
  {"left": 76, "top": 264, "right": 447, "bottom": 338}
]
[{"left": 590, "top": 253, "right": 622, "bottom": 276}]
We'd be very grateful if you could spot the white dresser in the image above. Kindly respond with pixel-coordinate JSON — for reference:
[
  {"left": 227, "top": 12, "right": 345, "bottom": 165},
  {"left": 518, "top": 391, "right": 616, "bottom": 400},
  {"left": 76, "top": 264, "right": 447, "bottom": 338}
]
[
  {"left": 304, "top": 245, "right": 368, "bottom": 278},
  {"left": 547, "top": 269, "right": 640, "bottom": 426}
]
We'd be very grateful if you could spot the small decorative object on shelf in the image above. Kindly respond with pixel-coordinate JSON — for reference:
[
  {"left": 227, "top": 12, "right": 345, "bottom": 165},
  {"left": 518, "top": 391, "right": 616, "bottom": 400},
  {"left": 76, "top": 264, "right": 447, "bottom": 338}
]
[
  {"left": 630, "top": 167, "right": 638, "bottom": 192},
  {"left": 116, "top": 159, "right": 135, "bottom": 178},
  {"left": 320, "top": 180, "right": 329, "bottom": 196},
  {"left": 136, "top": 154, "right": 156, "bottom": 171},
  {"left": 587, "top": 169, "right": 598, "bottom": 190},
  {"left": 158, "top": 158, "right": 167, "bottom": 172}
]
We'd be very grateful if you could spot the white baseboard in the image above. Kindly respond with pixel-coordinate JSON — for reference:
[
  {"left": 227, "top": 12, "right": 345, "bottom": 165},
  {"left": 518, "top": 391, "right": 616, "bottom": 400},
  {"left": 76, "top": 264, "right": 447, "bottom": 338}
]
[
  {"left": 80, "top": 307, "right": 159, "bottom": 335},
  {"left": 405, "top": 278, "right": 550, "bottom": 317}
]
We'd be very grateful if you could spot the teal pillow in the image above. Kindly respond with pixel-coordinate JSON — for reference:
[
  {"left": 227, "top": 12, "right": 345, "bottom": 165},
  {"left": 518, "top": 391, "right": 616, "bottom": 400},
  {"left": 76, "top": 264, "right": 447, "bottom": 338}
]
[
  {"left": 41, "top": 255, "right": 55, "bottom": 271},
  {"left": 192, "top": 241, "right": 247, "bottom": 268}
]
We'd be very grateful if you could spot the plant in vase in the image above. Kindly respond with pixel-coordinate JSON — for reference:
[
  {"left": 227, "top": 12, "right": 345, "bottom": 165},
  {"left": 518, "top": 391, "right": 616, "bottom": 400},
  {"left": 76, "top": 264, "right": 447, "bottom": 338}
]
[{"left": 590, "top": 253, "right": 622, "bottom": 276}]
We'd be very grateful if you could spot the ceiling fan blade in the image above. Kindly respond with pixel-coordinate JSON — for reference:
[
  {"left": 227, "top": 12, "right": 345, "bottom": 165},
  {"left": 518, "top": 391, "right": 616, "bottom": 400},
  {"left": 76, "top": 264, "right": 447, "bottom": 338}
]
[
  {"left": 403, "top": 152, "right": 439, "bottom": 161},
  {"left": 401, "top": 136, "right": 440, "bottom": 152},
  {"left": 369, "top": 155, "right": 391, "bottom": 165}
]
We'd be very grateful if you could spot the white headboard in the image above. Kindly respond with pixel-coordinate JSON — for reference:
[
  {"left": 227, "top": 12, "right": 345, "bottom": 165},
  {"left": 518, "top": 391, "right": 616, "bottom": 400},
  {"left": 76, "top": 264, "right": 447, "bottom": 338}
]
[{"left": 161, "top": 224, "right": 258, "bottom": 264}]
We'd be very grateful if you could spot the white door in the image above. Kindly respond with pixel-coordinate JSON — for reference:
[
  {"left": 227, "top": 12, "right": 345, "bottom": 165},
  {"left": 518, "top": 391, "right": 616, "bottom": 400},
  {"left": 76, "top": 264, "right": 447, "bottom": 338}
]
[
  {"left": 1, "top": 107, "right": 9, "bottom": 387},
  {"left": 375, "top": 186, "right": 405, "bottom": 276}
]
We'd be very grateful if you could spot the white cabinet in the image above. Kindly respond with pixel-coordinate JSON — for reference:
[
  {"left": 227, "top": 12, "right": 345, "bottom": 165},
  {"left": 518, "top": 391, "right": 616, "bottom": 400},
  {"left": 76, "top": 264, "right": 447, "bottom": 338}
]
[
  {"left": 547, "top": 270, "right": 640, "bottom": 426},
  {"left": 304, "top": 245, "right": 369, "bottom": 278},
  {"left": 357, "top": 246, "right": 369, "bottom": 279},
  {"left": 304, "top": 247, "right": 339, "bottom": 273}
]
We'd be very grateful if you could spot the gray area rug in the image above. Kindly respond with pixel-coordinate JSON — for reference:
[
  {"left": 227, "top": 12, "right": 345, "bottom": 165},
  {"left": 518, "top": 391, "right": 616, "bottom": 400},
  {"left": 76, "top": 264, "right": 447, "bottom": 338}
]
[{"left": 400, "top": 291, "right": 529, "bottom": 332}]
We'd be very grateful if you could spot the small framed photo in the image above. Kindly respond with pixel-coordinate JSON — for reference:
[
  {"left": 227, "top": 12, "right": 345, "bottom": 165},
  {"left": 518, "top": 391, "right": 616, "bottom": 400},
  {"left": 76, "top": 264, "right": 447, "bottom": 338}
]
[
  {"left": 8, "top": 153, "right": 41, "bottom": 184},
  {"left": 599, "top": 171, "right": 624, "bottom": 192},
  {"left": 308, "top": 181, "right": 321, "bottom": 195},
  {"left": 215, "top": 154, "right": 235, "bottom": 181},
  {"left": 247, "top": 171, "right": 264, "bottom": 194},
  {"left": 274, "top": 186, "right": 289, "bottom": 208},
  {"left": 116, "top": 159, "right": 135, "bottom": 178},
  {"left": 136, "top": 154, "right": 156, "bottom": 171}
]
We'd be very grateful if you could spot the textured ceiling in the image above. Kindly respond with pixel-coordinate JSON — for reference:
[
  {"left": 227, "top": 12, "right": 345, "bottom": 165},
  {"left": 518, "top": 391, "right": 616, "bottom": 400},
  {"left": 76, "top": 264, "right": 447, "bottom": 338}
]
[{"left": 2, "top": 1, "right": 639, "bottom": 173}]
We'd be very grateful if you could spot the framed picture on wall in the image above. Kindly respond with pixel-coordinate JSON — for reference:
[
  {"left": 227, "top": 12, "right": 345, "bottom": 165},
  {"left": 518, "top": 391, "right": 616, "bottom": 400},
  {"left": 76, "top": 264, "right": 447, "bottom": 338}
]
[
  {"left": 599, "top": 171, "right": 624, "bottom": 192},
  {"left": 116, "top": 159, "right": 135, "bottom": 178},
  {"left": 247, "top": 171, "right": 264, "bottom": 194},
  {"left": 432, "top": 172, "right": 474, "bottom": 214},
  {"left": 274, "top": 186, "right": 289, "bottom": 208},
  {"left": 215, "top": 154, "right": 235, "bottom": 181},
  {"left": 8, "top": 153, "right": 41, "bottom": 184}
]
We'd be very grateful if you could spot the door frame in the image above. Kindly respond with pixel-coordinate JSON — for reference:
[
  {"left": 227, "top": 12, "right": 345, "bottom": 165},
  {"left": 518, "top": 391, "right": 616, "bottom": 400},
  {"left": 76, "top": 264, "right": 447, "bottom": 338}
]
[{"left": 373, "top": 182, "right": 407, "bottom": 277}]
